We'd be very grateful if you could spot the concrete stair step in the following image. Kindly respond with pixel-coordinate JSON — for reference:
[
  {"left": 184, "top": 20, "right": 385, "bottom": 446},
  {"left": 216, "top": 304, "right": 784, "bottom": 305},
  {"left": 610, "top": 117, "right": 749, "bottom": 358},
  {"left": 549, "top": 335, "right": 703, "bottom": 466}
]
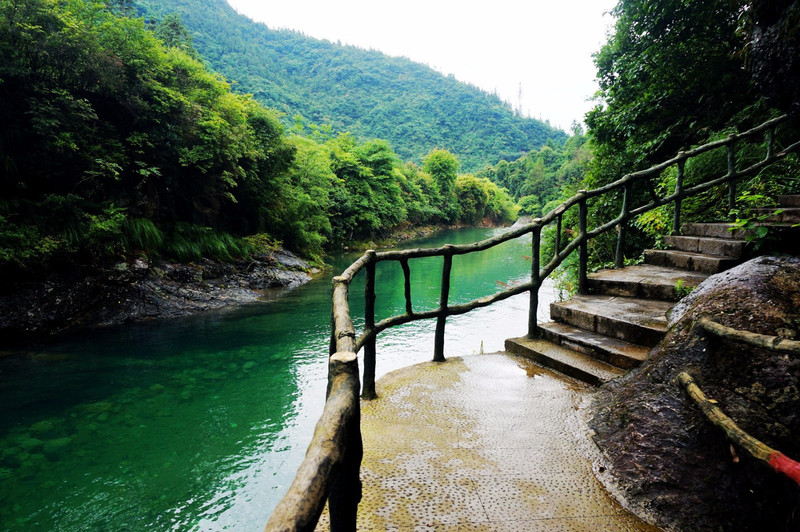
[
  {"left": 777, "top": 195, "right": 800, "bottom": 207},
  {"left": 663, "top": 234, "right": 746, "bottom": 258},
  {"left": 505, "top": 336, "right": 625, "bottom": 386},
  {"left": 644, "top": 249, "right": 739, "bottom": 274},
  {"left": 681, "top": 222, "right": 747, "bottom": 240},
  {"left": 587, "top": 264, "right": 708, "bottom": 302},
  {"left": 550, "top": 294, "right": 670, "bottom": 347},
  {"left": 538, "top": 321, "right": 650, "bottom": 369},
  {"left": 751, "top": 207, "right": 800, "bottom": 224}
]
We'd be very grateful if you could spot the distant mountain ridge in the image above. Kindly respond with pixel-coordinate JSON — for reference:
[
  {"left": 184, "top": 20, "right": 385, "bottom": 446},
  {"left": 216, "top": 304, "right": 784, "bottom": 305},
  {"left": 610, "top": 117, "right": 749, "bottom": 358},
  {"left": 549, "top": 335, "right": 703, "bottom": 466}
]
[{"left": 135, "top": 0, "right": 567, "bottom": 171}]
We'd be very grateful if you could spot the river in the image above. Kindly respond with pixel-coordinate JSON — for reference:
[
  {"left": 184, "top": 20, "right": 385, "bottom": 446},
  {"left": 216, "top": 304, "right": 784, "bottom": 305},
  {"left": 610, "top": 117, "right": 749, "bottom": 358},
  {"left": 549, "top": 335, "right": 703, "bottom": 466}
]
[{"left": 0, "top": 226, "right": 558, "bottom": 531}]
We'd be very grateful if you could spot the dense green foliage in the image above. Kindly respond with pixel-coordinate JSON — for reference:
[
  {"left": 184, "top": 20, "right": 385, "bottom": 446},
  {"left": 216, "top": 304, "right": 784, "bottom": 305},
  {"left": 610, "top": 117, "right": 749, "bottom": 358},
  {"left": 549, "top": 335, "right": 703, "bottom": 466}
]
[
  {"left": 579, "top": 0, "right": 800, "bottom": 268},
  {"left": 0, "top": 0, "right": 520, "bottom": 272},
  {"left": 586, "top": 0, "right": 761, "bottom": 173},
  {"left": 479, "top": 130, "right": 592, "bottom": 217},
  {"left": 133, "top": 0, "right": 566, "bottom": 172},
  {"left": 0, "top": 0, "right": 292, "bottom": 269}
]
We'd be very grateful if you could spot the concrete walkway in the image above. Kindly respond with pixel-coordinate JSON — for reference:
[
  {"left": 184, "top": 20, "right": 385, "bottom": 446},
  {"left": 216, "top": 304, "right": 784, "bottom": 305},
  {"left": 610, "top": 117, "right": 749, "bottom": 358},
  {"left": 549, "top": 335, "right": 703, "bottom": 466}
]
[{"left": 318, "top": 353, "right": 660, "bottom": 531}]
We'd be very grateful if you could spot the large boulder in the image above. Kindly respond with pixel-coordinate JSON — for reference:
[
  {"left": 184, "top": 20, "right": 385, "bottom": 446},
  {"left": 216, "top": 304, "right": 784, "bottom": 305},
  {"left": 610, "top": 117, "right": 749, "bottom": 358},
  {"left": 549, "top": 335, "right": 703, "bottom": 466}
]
[{"left": 588, "top": 256, "right": 800, "bottom": 531}]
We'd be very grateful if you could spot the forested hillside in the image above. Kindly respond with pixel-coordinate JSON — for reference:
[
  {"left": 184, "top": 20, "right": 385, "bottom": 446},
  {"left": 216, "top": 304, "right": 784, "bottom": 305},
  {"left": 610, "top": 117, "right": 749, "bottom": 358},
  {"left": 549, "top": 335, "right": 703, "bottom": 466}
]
[
  {"left": 134, "top": 0, "right": 566, "bottom": 172},
  {"left": 0, "top": 0, "right": 520, "bottom": 275},
  {"left": 479, "top": 130, "right": 592, "bottom": 218}
]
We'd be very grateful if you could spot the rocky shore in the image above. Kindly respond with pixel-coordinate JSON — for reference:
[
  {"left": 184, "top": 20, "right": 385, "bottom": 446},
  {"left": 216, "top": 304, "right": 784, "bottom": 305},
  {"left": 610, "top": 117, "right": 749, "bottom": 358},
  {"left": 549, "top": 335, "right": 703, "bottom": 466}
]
[{"left": 0, "top": 249, "right": 315, "bottom": 344}]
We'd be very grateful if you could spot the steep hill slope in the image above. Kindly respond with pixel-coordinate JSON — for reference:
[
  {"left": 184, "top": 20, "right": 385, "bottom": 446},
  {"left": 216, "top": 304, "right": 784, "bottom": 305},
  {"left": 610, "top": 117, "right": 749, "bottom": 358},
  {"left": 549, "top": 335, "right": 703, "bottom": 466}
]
[{"left": 136, "top": 0, "right": 566, "bottom": 171}]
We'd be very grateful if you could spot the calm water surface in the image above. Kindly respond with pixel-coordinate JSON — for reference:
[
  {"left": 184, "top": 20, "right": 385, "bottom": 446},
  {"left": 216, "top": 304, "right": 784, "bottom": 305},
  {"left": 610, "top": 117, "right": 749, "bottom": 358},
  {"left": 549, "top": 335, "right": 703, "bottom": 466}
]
[{"left": 0, "top": 227, "right": 557, "bottom": 531}]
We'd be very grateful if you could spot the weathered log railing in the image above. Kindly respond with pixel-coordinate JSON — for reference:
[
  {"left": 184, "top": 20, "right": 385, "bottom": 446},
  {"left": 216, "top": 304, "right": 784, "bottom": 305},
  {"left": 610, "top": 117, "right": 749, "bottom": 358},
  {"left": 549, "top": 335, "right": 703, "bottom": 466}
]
[
  {"left": 265, "top": 115, "right": 799, "bottom": 531},
  {"left": 698, "top": 316, "right": 800, "bottom": 355},
  {"left": 678, "top": 371, "right": 800, "bottom": 486}
]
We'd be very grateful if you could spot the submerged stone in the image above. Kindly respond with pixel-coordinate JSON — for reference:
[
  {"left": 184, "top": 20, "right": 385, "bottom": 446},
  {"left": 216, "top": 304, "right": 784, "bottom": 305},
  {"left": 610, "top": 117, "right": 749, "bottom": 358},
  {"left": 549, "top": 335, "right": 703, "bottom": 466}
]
[
  {"left": 83, "top": 401, "right": 113, "bottom": 414},
  {"left": 42, "top": 437, "right": 73, "bottom": 460},
  {"left": 29, "top": 420, "right": 59, "bottom": 436},
  {"left": 18, "top": 438, "right": 43, "bottom": 452}
]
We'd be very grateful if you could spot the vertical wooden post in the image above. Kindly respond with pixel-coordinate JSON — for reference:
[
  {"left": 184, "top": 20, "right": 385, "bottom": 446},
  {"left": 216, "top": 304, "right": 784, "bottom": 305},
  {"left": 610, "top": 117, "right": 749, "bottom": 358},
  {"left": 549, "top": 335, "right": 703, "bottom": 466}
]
[
  {"left": 433, "top": 245, "right": 453, "bottom": 362},
  {"left": 727, "top": 138, "right": 737, "bottom": 216},
  {"left": 528, "top": 224, "right": 542, "bottom": 339},
  {"left": 615, "top": 182, "right": 631, "bottom": 269},
  {"left": 400, "top": 258, "right": 412, "bottom": 315},
  {"left": 327, "top": 351, "right": 363, "bottom": 532},
  {"left": 362, "top": 250, "right": 377, "bottom": 400},
  {"left": 766, "top": 127, "right": 775, "bottom": 161},
  {"left": 554, "top": 213, "right": 562, "bottom": 261},
  {"left": 266, "top": 351, "right": 362, "bottom": 531},
  {"left": 578, "top": 193, "right": 588, "bottom": 295},
  {"left": 672, "top": 157, "right": 685, "bottom": 234}
]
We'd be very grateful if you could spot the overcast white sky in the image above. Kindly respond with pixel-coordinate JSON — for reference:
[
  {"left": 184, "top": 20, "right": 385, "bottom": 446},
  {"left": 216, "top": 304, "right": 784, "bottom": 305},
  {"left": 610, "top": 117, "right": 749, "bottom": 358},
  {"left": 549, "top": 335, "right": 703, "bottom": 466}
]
[{"left": 225, "top": 0, "right": 618, "bottom": 132}]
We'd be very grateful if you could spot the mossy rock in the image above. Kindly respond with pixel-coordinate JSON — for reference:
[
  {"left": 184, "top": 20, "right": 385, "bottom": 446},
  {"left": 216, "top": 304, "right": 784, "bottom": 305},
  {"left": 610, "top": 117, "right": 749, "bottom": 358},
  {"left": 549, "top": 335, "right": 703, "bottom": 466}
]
[
  {"left": 589, "top": 256, "right": 800, "bottom": 531},
  {"left": 42, "top": 437, "right": 73, "bottom": 460}
]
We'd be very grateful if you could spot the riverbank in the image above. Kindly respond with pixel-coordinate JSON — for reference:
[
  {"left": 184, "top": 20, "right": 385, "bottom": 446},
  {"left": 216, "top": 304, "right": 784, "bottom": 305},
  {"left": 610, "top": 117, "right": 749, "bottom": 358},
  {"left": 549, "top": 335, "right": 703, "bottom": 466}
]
[
  {"left": 0, "top": 249, "right": 314, "bottom": 344},
  {"left": 0, "top": 220, "right": 513, "bottom": 344}
]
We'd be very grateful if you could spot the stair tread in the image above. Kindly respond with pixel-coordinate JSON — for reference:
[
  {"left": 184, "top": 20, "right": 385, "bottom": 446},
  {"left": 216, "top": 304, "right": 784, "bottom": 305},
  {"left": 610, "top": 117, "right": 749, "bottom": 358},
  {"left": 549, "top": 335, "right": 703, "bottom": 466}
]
[
  {"left": 777, "top": 195, "right": 800, "bottom": 207},
  {"left": 552, "top": 294, "right": 670, "bottom": 333},
  {"left": 588, "top": 264, "right": 708, "bottom": 287},
  {"left": 665, "top": 234, "right": 747, "bottom": 244},
  {"left": 646, "top": 248, "right": 737, "bottom": 260},
  {"left": 506, "top": 336, "right": 625, "bottom": 385},
  {"left": 681, "top": 222, "right": 747, "bottom": 239},
  {"left": 588, "top": 264, "right": 707, "bottom": 302},
  {"left": 539, "top": 321, "right": 650, "bottom": 365},
  {"left": 753, "top": 207, "right": 800, "bottom": 212}
]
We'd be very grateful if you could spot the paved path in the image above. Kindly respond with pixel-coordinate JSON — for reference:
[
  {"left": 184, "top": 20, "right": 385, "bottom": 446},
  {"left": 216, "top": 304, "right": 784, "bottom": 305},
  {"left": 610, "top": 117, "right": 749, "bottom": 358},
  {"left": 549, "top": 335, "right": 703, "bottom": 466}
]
[{"left": 319, "top": 353, "right": 659, "bottom": 531}]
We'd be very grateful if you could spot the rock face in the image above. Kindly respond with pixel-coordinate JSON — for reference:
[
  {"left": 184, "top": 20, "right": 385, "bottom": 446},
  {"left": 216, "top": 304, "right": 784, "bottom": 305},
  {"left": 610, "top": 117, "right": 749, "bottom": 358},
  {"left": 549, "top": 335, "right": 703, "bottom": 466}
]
[
  {"left": 588, "top": 256, "right": 800, "bottom": 531},
  {"left": 0, "top": 250, "right": 313, "bottom": 342}
]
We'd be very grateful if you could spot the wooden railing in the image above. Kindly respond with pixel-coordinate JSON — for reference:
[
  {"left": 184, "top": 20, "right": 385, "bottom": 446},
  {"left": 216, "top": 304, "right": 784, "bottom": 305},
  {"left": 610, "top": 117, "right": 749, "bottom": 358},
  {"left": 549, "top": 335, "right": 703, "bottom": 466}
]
[
  {"left": 265, "top": 115, "right": 800, "bottom": 532},
  {"left": 698, "top": 316, "right": 800, "bottom": 355},
  {"left": 679, "top": 371, "right": 800, "bottom": 486},
  {"left": 680, "top": 319, "right": 800, "bottom": 483}
]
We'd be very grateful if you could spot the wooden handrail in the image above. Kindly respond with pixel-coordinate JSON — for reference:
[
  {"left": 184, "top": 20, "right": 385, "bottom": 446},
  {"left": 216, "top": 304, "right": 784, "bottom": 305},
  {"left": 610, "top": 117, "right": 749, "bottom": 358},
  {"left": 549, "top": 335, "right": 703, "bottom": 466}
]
[
  {"left": 264, "top": 352, "right": 361, "bottom": 532},
  {"left": 698, "top": 317, "right": 800, "bottom": 355},
  {"left": 267, "top": 114, "right": 799, "bottom": 531},
  {"left": 678, "top": 372, "right": 800, "bottom": 486}
]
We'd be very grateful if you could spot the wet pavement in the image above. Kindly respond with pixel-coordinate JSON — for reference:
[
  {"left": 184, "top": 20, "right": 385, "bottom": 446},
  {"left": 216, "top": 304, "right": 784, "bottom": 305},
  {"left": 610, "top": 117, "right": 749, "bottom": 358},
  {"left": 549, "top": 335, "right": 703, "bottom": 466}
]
[{"left": 317, "top": 353, "right": 661, "bottom": 531}]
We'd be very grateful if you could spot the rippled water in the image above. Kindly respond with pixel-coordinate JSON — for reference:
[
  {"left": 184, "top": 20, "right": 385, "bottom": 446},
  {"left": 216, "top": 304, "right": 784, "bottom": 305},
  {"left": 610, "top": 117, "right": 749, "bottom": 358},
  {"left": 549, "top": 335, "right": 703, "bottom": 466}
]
[{"left": 0, "top": 227, "right": 557, "bottom": 531}]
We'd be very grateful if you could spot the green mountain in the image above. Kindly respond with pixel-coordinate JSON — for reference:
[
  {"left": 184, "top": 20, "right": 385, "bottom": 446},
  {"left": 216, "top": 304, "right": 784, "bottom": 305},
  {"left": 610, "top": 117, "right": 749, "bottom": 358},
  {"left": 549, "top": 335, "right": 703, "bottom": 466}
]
[{"left": 135, "top": 0, "right": 566, "bottom": 172}]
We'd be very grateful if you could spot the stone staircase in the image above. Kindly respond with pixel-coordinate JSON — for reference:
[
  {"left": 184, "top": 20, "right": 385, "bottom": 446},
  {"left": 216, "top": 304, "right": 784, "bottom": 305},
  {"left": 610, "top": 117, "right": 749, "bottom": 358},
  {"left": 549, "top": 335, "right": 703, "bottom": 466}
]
[
  {"left": 753, "top": 194, "right": 800, "bottom": 225},
  {"left": 506, "top": 194, "right": 800, "bottom": 385}
]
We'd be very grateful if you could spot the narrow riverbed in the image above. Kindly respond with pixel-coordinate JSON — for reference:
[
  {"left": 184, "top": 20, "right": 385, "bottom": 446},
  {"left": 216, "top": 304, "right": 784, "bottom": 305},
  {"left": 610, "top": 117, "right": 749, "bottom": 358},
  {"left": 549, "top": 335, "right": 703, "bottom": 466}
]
[{"left": 0, "top": 227, "right": 558, "bottom": 531}]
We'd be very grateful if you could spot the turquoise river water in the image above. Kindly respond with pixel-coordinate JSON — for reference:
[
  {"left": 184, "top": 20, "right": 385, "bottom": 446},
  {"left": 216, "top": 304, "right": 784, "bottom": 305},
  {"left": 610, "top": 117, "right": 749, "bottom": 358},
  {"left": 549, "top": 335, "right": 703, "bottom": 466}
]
[{"left": 0, "top": 227, "right": 557, "bottom": 531}]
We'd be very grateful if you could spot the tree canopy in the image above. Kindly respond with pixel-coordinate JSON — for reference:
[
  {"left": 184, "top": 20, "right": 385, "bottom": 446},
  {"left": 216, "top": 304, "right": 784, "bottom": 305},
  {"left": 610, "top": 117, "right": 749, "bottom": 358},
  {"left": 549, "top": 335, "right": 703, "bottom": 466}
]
[
  {"left": 578, "top": 0, "right": 800, "bottom": 270},
  {"left": 0, "top": 0, "right": 521, "bottom": 272},
  {"left": 586, "top": 0, "right": 763, "bottom": 175}
]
